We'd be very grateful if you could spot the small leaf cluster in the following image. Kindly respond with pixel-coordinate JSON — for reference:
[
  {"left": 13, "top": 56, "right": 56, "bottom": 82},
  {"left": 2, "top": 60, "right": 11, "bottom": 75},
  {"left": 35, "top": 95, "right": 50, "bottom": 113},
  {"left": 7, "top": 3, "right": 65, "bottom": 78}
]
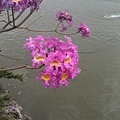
[{"left": 0, "top": 68, "right": 23, "bottom": 82}]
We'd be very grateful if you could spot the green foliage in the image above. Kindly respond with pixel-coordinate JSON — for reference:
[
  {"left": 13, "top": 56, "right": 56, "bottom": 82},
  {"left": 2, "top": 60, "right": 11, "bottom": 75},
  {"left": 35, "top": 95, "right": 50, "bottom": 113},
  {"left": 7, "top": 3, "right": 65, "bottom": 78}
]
[
  {"left": 0, "top": 92, "right": 15, "bottom": 120},
  {"left": 0, "top": 68, "right": 24, "bottom": 119},
  {"left": 0, "top": 93, "right": 11, "bottom": 108},
  {"left": 0, "top": 68, "right": 23, "bottom": 82}
]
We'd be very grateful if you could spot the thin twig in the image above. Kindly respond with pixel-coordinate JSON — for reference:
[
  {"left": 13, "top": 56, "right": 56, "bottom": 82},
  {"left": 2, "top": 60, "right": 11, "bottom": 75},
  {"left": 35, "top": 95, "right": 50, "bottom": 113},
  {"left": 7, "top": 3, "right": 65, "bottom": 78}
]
[
  {"left": 15, "top": 10, "right": 25, "bottom": 20},
  {"left": 7, "top": 10, "right": 10, "bottom": 22},
  {"left": 16, "top": 10, "right": 35, "bottom": 27},
  {"left": 1, "top": 10, "right": 24, "bottom": 30},
  {"left": 19, "top": 27, "right": 55, "bottom": 32},
  {"left": 0, "top": 20, "right": 7, "bottom": 23},
  {"left": 55, "top": 22, "right": 61, "bottom": 31},
  {"left": 18, "top": 26, "right": 78, "bottom": 36},
  {"left": 55, "top": 30, "right": 78, "bottom": 36},
  {"left": 0, "top": 10, "right": 35, "bottom": 33},
  {"left": 0, "top": 64, "right": 44, "bottom": 72},
  {"left": 79, "top": 38, "right": 115, "bottom": 54},
  {"left": 0, "top": 53, "right": 21, "bottom": 60},
  {"left": 11, "top": 7, "right": 15, "bottom": 27},
  {"left": 27, "top": 11, "right": 48, "bottom": 28}
]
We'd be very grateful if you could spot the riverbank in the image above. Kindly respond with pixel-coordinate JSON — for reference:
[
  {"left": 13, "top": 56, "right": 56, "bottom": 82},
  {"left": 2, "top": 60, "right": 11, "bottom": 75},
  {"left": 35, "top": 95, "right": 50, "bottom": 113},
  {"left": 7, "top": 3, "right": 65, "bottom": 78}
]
[{"left": 0, "top": 84, "right": 31, "bottom": 120}]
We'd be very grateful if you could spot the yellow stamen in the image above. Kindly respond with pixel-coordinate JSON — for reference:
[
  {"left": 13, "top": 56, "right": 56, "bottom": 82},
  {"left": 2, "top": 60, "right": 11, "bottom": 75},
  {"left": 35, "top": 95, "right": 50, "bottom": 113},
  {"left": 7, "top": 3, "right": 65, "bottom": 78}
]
[
  {"left": 13, "top": 0, "right": 20, "bottom": 3},
  {"left": 51, "top": 60, "right": 60, "bottom": 67},
  {"left": 42, "top": 74, "right": 50, "bottom": 81},
  {"left": 65, "top": 57, "right": 71, "bottom": 63},
  {"left": 36, "top": 56, "right": 45, "bottom": 62},
  {"left": 62, "top": 73, "right": 68, "bottom": 80}
]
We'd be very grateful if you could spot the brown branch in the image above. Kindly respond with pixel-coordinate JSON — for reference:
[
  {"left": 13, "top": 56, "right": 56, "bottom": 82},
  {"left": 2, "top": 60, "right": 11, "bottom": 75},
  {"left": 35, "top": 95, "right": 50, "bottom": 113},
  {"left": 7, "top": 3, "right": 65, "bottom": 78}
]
[
  {"left": 0, "top": 0, "right": 44, "bottom": 31},
  {"left": 0, "top": 10, "right": 35, "bottom": 33},
  {"left": 55, "top": 30, "right": 78, "bottom": 36},
  {"left": 19, "top": 27, "right": 55, "bottom": 32},
  {"left": 0, "top": 20, "right": 7, "bottom": 23},
  {"left": 0, "top": 53, "right": 21, "bottom": 60},
  {"left": 54, "top": 22, "right": 78, "bottom": 35},
  {"left": 7, "top": 10, "right": 10, "bottom": 23},
  {"left": 11, "top": 7, "right": 15, "bottom": 27},
  {"left": 27, "top": 11, "right": 48, "bottom": 28},
  {"left": 79, "top": 38, "right": 115, "bottom": 54},
  {"left": 14, "top": 10, "right": 25, "bottom": 20},
  {"left": 19, "top": 27, "right": 78, "bottom": 36},
  {"left": 18, "top": 22, "right": 78, "bottom": 36},
  {"left": 16, "top": 10, "right": 35, "bottom": 27},
  {"left": 0, "top": 26, "right": 17, "bottom": 33},
  {"left": 1, "top": 10, "right": 24, "bottom": 30},
  {"left": 55, "top": 21, "right": 61, "bottom": 31},
  {"left": 0, "top": 64, "right": 44, "bottom": 72}
]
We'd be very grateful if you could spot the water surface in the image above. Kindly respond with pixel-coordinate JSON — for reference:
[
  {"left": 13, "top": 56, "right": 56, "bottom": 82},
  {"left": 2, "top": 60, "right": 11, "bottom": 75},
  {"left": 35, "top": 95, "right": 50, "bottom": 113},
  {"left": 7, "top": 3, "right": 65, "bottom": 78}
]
[{"left": 0, "top": 0, "right": 120, "bottom": 120}]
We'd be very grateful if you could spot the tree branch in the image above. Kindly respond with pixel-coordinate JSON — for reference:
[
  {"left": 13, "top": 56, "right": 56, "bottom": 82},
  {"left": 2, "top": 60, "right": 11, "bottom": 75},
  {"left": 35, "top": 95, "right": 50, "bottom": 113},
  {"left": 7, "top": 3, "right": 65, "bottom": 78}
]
[
  {"left": 79, "top": 38, "right": 115, "bottom": 54},
  {"left": 1, "top": 10, "right": 24, "bottom": 30},
  {"left": 0, "top": 10, "right": 35, "bottom": 33},
  {"left": 27, "top": 11, "right": 48, "bottom": 28},
  {"left": 0, "top": 64, "right": 44, "bottom": 72},
  {"left": 16, "top": 10, "right": 35, "bottom": 27},
  {"left": 7, "top": 10, "right": 10, "bottom": 23},
  {"left": 11, "top": 7, "right": 15, "bottom": 27}
]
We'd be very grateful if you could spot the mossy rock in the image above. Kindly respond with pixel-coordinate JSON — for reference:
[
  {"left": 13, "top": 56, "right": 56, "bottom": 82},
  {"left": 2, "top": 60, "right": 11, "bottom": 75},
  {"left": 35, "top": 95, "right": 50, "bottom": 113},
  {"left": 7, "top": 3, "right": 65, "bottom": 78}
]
[{"left": 0, "top": 86, "right": 31, "bottom": 120}]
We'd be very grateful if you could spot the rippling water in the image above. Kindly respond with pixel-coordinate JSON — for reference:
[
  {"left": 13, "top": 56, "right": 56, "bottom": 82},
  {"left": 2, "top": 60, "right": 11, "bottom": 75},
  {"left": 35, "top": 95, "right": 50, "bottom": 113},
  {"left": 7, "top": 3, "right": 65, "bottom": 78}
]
[{"left": 0, "top": 0, "right": 120, "bottom": 120}]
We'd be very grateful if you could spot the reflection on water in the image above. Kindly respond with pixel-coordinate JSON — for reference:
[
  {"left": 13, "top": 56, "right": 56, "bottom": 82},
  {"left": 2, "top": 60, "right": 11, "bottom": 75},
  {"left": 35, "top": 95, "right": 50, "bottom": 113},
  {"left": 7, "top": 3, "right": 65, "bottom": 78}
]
[
  {"left": 0, "top": 0, "right": 120, "bottom": 120},
  {"left": 104, "top": 14, "right": 120, "bottom": 18}
]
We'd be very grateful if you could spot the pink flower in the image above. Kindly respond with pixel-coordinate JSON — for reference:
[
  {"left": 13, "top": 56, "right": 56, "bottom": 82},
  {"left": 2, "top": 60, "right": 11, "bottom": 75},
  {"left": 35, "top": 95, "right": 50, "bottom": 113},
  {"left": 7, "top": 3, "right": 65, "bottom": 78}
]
[
  {"left": 59, "top": 72, "right": 70, "bottom": 86},
  {"left": 23, "top": 36, "right": 45, "bottom": 51},
  {"left": 44, "top": 36, "right": 59, "bottom": 49},
  {"left": 56, "top": 10, "right": 73, "bottom": 32},
  {"left": 1, "top": 0, "right": 41, "bottom": 12},
  {"left": 1, "top": 0, "right": 42, "bottom": 12},
  {"left": 32, "top": 50, "right": 46, "bottom": 68},
  {"left": 37, "top": 70, "right": 52, "bottom": 88},
  {"left": 78, "top": 23, "right": 91, "bottom": 38},
  {"left": 24, "top": 35, "right": 81, "bottom": 89},
  {"left": 23, "top": 37, "right": 39, "bottom": 51}
]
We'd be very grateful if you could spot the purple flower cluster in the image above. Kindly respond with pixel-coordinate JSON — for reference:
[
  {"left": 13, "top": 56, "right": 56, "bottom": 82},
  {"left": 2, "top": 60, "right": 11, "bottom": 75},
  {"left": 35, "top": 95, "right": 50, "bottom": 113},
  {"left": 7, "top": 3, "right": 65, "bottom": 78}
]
[
  {"left": 56, "top": 10, "right": 91, "bottom": 38},
  {"left": 24, "top": 35, "right": 81, "bottom": 89},
  {"left": 56, "top": 10, "right": 73, "bottom": 32},
  {"left": 78, "top": 23, "right": 91, "bottom": 38},
  {"left": 0, "top": 0, "right": 41, "bottom": 12}
]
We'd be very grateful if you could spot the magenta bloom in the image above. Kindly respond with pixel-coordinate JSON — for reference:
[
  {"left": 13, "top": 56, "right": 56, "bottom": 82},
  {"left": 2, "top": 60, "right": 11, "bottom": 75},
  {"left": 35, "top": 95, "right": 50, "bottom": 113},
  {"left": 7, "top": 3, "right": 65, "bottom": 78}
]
[
  {"left": 56, "top": 10, "right": 73, "bottom": 32},
  {"left": 37, "top": 70, "right": 52, "bottom": 88},
  {"left": 23, "top": 37, "right": 39, "bottom": 51},
  {"left": 24, "top": 35, "right": 81, "bottom": 89},
  {"left": 1, "top": 0, "right": 41, "bottom": 12},
  {"left": 23, "top": 36, "right": 45, "bottom": 51},
  {"left": 78, "top": 23, "right": 91, "bottom": 38},
  {"left": 44, "top": 36, "right": 60, "bottom": 49},
  {"left": 32, "top": 50, "right": 46, "bottom": 68}
]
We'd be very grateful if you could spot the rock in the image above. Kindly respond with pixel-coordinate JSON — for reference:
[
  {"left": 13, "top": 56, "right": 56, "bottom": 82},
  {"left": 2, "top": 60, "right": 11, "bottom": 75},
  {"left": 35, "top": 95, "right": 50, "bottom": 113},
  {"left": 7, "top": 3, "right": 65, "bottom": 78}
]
[{"left": 0, "top": 85, "right": 32, "bottom": 120}]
